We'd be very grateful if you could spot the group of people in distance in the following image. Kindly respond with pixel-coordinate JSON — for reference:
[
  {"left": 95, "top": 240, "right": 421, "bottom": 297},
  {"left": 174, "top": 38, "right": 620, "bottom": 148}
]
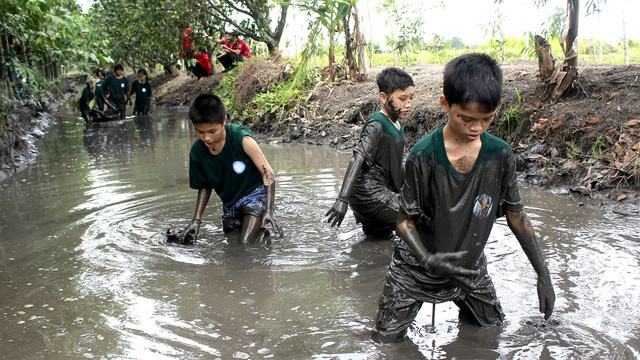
[
  {"left": 78, "top": 64, "right": 152, "bottom": 122},
  {"left": 179, "top": 28, "right": 252, "bottom": 80},
  {"left": 176, "top": 52, "right": 556, "bottom": 343}
]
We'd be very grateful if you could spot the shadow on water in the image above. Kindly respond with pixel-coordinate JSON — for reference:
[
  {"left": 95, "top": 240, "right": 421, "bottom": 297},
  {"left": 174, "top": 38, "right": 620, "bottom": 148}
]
[{"left": 0, "top": 102, "right": 639, "bottom": 359}]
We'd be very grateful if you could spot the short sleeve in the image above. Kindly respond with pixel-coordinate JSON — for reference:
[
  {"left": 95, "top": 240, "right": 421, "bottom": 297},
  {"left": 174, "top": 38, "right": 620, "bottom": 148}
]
[
  {"left": 188, "top": 142, "right": 209, "bottom": 189},
  {"left": 234, "top": 125, "right": 256, "bottom": 145},
  {"left": 499, "top": 149, "right": 524, "bottom": 216},
  {"left": 353, "top": 121, "right": 382, "bottom": 166}
]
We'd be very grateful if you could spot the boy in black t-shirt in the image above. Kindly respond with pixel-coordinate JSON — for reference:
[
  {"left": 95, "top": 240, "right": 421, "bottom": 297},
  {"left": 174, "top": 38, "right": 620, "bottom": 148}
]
[
  {"left": 129, "top": 68, "right": 152, "bottom": 116},
  {"left": 325, "top": 68, "right": 415, "bottom": 238},
  {"left": 178, "top": 94, "right": 283, "bottom": 244},
  {"left": 371, "top": 53, "right": 556, "bottom": 343},
  {"left": 103, "top": 64, "right": 129, "bottom": 119}
]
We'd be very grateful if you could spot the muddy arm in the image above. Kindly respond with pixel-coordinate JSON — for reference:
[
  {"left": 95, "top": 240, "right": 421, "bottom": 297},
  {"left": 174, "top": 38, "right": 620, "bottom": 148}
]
[
  {"left": 242, "top": 136, "right": 284, "bottom": 237},
  {"left": 326, "top": 153, "right": 364, "bottom": 227},
  {"left": 180, "top": 188, "right": 211, "bottom": 242},
  {"left": 506, "top": 209, "right": 555, "bottom": 319}
]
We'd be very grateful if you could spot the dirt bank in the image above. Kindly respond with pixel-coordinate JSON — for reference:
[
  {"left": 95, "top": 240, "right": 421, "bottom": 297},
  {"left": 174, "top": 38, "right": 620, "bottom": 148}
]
[
  {"left": 0, "top": 77, "right": 79, "bottom": 182},
  {"left": 156, "top": 63, "right": 640, "bottom": 209}
]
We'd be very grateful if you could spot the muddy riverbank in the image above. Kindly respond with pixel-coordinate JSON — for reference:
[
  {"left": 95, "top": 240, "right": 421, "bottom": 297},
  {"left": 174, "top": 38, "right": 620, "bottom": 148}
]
[{"left": 0, "top": 77, "right": 80, "bottom": 182}]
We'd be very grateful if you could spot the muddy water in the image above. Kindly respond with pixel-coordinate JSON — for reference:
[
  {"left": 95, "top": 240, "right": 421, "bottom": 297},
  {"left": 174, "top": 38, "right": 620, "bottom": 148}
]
[{"left": 0, "top": 103, "right": 639, "bottom": 360}]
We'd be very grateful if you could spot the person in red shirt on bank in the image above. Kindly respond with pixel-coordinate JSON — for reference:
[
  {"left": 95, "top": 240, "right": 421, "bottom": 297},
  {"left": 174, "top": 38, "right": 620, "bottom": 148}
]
[
  {"left": 180, "top": 27, "right": 195, "bottom": 58},
  {"left": 217, "top": 33, "right": 252, "bottom": 71},
  {"left": 190, "top": 48, "right": 212, "bottom": 80}
]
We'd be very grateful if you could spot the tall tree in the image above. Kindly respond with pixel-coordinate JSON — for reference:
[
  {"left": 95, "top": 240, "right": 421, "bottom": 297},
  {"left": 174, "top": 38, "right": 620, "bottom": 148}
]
[
  {"left": 194, "top": 0, "right": 289, "bottom": 55},
  {"left": 93, "top": 0, "right": 194, "bottom": 72}
]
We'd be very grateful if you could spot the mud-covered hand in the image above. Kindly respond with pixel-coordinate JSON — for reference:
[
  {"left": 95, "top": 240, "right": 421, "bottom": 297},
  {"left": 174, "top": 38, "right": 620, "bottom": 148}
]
[
  {"left": 180, "top": 219, "right": 200, "bottom": 243},
  {"left": 421, "top": 251, "right": 480, "bottom": 289},
  {"left": 537, "top": 272, "right": 555, "bottom": 319},
  {"left": 326, "top": 153, "right": 364, "bottom": 228},
  {"left": 326, "top": 198, "right": 348, "bottom": 227},
  {"left": 262, "top": 211, "right": 284, "bottom": 238}
]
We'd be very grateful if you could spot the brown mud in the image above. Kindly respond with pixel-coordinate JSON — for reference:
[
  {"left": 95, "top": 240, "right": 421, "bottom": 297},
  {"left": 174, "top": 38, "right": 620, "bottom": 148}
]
[
  {"left": 155, "top": 62, "right": 640, "bottom": 210},
  {"left": 0, "top": 76, "right": 80, "bottom": 181}
]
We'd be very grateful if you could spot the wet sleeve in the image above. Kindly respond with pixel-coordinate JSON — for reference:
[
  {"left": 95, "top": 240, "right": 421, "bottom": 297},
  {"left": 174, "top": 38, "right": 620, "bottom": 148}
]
[
  {"left": 188, "top": 145, "right": 209, "bottom": 189},
  {"left": 399, "top": 155, "right": 431, "bottom": 223},
  {"left": 353, "top": 121, "right": 382, "bottom": 166},
  {"left": 236, "top": 125, "right": 256, "bottom": 144},
  {"left": 498, "top": 148, "right": 524, "bottom": 216}
]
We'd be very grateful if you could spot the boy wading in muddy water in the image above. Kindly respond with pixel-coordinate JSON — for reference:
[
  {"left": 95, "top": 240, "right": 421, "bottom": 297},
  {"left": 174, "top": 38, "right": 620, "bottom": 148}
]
[
  {"left": 326, "top": 68, "right": 415, "bottom": 239},
  {"left": 371, "top": 54, "right": 555, "bottom": 343},
  {"left": 175, "top": 94, "right": 284, "bottom": 245}
]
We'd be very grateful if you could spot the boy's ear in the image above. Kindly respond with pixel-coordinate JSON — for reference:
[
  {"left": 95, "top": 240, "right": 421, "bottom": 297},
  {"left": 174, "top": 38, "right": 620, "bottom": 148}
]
[
  {"left": 378, "top": 91, "right": 388, "bottom": 105},
  {"left": 439, "top": 95, "right": 450, "bottom": 112}
]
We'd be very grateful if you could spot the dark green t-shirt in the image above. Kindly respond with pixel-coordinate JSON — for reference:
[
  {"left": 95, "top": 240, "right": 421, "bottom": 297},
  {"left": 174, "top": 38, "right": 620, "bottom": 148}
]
[
  {"left": 79, "top": 86, "right": 94, "bottom": 107},
  {"left": 189, "top": 123, "right": 264, "bottom": 206},
  {"left": 351, "top": 111, "right": 405, "bottom": 197},
  {"left": 103, "top": 75, "right": 129, "bottom": 104},
  {"left": 389, "top": 126, "right": 523, "bottom": 301},
  {"left": 130, "top": 80, "right": 151, "bottom": 108}
]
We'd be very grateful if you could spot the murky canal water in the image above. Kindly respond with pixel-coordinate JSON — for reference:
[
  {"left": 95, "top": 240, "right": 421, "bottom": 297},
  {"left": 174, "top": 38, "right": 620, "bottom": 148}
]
[{"left": 1, "top": 102, "right": 639, "bottom": 359}]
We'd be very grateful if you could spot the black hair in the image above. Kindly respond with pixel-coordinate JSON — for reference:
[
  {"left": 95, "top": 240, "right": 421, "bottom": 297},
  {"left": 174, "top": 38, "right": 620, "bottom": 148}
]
[
  {"left": 93, "top": 68, "right": 102, "bottom": 77},
  {"left": 137, "top": 68, "right": 147, "bottom": 76},
  {"left": 376, "top": 67, "right": 414, "bottom": 95},
  {"left": 198, "top": 48, "right": 207, "bottom": 53},
  {"left": 189, "top": 93, "right": 226, "bottom": 124},
  {"left": 113, "top": 63, "right": 124, "bottom": 72},
  {"left": 443, "top": 53, "right": 503, "bottom": 112}
]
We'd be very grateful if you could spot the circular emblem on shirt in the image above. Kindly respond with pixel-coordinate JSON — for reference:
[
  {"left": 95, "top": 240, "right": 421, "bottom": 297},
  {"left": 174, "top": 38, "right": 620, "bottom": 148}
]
[
  {"left": 472, "top": 194, "right": 493, "bottom": 219},
  {"left": 120, "top": 83, "right": 125, "bottom": 88},
  {"left": 232, "top": 161, "right": 246, "bottom": 174},
  {"left": 142, "top": 88, "right": 146, "bottom": 93}
]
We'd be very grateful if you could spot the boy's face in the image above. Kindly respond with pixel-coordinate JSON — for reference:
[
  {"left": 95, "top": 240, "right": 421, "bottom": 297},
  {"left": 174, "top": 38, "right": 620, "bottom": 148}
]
[
  {"left": 194, "top": 119, "right": 226, "bottom": 149},
  {"left": 137, "top": 73, "right": 146, "bottom": 82},
  {"left": 440, "top": 97, "right": 497, "bottom": 142},
  {"left": 115, "top": 69, "right": 124, "bottom": 77},
  {"left": 380, "top": 86, "right": 415, "bottom": 121}
]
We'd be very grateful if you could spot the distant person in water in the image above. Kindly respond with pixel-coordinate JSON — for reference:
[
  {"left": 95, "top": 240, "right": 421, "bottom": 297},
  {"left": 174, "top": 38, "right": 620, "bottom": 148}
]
[
  {"left": 217, "top": 33, "right": 251, "bottom": 71},
  {"left": 103, "top": 64, "right": 129, "bottom": 119},
  {"left": 93, "top": 68, "right": 106, "bottom": 111},
  {"left": 128, "top": 68, "right": 152, "bottom": 116},
  {"left": 177, "top": 93, "right": 283, "bottom": 245},
  {"left": 371, "top": 53, "right": 555, "bottom": 343},
  {"left": 325, "top": 67, "right": 415, "bottom": 239},
  {"left": 78, "top": 78, "right": 96, "bottom": 122}
]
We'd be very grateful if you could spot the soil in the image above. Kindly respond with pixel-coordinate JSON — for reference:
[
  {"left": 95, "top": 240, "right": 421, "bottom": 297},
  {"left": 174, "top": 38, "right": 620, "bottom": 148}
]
[
  {"left": 0, "top": 76, "right": 80, "bottom": 181},
  {"left": 155, "top": 62, "right": 640, "bottom": 211}
]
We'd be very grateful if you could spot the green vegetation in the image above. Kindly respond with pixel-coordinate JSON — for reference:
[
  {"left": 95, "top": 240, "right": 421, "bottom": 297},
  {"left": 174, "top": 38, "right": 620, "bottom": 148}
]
[{"left": 590, "top": 135, "right": 607, "bottom": 161}]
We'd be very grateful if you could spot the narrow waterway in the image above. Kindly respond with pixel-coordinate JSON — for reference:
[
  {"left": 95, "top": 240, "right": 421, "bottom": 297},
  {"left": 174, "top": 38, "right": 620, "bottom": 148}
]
[{"left": 0, "top": 102, "right": 638, "bottom": 359}]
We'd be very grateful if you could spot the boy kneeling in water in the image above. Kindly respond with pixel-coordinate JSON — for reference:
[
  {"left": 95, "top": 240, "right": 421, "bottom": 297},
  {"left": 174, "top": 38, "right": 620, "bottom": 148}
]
[{"left": 178, "top": 94, "right": 283, "bottom": 244}]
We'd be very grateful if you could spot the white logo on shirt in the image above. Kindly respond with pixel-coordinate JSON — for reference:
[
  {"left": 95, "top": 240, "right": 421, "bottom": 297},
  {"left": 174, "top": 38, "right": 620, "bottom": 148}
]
[
  {"left": 120, "top": 83, "right": 125, "bottom": 88},
  {"left": 472, "top": 194, "right": 493, "bottom": 219},
  {"left": 142, "top": 88, "right": 146, "bottom": 93},
  {"left": 232, "top": 161, "right": 246, "bottom": 174}
]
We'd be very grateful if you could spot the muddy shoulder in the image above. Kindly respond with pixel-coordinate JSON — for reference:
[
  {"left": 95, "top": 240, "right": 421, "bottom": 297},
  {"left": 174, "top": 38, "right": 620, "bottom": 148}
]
[{"left": 156, "top": 63, "right": 640, "bottom": 210}]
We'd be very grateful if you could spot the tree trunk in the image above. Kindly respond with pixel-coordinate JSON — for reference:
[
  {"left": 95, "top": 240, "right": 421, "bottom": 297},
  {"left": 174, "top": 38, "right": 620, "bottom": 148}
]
[
  {"left": 623, "top": 14, "right": 629, "bottom": 65},
  {"left": 353, "top": 5, "right": 367, "bottom": 80},
  {"left": 328, "top": 36, "right": 336, "bottom": 83},
  {"left": 553, "top": 0, "right": 579, "bottom": 100},
  {"left": 534, "top": 35, "right": 555, "bottom": 81}
]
